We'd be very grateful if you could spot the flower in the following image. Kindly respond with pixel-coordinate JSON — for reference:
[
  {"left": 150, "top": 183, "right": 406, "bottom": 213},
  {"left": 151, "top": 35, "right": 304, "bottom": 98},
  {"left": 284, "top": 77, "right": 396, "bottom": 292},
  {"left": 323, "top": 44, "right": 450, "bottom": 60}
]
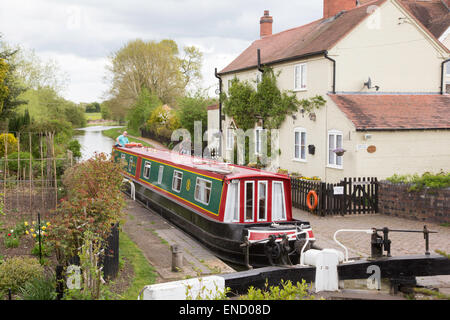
[
  {"left": 30, "top": 228, "right": 34, "bottom": 233},
  {"left": 46, "top": 222, "right": 51, "bottom": 226},
  {"left": 25, "top": 230, "right": 29, "bottom": 235},
  {"left": 7, "top": 233, "right": 11, "bottom": 237},
  {"left": 32, "top": 234, "right": 36, "bottom": 238},
  {"left": 24, "top": 222, "right": 28, "bottom": 226},
  {"left": 10, "top": 229, "right": 14, "bottom": 233},
  {"left": 42, "top": 226, "right": 46, "bottom": 231},
  {"left": 32, "top": 221, "right": 36, "bottom": 225}
]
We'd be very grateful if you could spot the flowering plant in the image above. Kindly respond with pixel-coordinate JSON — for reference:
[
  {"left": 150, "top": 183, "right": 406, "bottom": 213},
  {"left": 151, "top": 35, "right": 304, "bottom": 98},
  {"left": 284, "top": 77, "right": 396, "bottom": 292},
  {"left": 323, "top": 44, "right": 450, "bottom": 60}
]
[
  {"left": 333, "top": 148, "right": 346, "bottom": 156},
  {"left": 3, "top": 229, "right": 19, "bottom": 248}
]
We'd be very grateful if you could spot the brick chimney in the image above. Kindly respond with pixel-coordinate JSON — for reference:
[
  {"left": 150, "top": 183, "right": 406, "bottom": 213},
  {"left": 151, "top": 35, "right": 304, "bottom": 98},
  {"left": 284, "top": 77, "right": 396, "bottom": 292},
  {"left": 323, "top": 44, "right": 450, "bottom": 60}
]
[
  {"left": 323, "top": 0, "right": 359, "bottom": 19},
  {"left": 260, "top": 10, "right": 273, "bottom": 38}
]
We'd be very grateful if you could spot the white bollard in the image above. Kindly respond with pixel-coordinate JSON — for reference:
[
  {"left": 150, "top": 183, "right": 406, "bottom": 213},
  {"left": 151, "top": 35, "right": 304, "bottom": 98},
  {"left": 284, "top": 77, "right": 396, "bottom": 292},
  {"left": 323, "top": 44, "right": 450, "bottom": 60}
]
[
  {"left": 139, "top": 276, "right": 225, "bottom": 300},
  {"left": 314, "top": 249, "right": 340, "bottom": 293}
]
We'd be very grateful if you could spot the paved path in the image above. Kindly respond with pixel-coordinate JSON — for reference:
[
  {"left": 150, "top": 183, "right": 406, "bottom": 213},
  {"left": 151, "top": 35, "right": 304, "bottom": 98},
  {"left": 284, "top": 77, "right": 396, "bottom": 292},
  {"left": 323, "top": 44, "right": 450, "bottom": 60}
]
[{"left": 292, "top": 208, "right": 450, "bottom": 290}]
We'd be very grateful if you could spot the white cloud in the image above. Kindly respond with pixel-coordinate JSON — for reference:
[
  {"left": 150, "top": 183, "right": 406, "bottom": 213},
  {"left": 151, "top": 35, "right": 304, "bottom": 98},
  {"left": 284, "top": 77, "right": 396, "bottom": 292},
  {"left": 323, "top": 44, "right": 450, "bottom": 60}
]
[{"left": 0, "top": 0, "right": 322, "bottom": 103}]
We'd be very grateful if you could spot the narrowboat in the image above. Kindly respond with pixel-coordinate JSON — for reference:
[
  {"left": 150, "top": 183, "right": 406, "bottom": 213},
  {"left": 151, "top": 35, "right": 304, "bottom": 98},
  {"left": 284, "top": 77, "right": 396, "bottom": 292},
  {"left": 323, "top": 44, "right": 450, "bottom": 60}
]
[{"left": 113, "top": 145, "right": 315, "bottom": 267}]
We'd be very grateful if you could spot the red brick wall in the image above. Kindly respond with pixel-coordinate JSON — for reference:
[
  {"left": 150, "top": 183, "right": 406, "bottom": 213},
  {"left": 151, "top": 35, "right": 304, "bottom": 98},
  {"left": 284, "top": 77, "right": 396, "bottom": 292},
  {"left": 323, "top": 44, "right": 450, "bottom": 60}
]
[{"left": 379, "top": 181, "right": 450, "bottom": 224}]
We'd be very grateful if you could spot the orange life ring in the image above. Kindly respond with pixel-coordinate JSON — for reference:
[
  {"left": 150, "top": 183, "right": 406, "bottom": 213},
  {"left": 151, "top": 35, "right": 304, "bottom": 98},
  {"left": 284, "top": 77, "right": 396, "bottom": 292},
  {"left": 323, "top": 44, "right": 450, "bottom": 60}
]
[{"left": 306, "top": 190, "right": 318, "bottom": 211}]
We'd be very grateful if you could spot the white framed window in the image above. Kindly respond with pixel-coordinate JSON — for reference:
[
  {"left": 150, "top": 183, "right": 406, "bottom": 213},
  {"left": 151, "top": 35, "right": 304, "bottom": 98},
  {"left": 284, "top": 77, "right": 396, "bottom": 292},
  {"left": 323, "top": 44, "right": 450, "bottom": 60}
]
[
  {"left": 446, "top": 62, "right": 450, "bottom": 76},
  {"left": 255, "top": 127, "right": 263, "bottom": 155},
  {"left": 143, "top": 161, "right": 151, "bottom": 179},
  {"left": 293, "top": 128, "right": 307, "bottom": 161},
  {"left": 128, "top": 157, "right": 133, "bottom": 172},
  {"left": 328, "top": 130, "right": 344, "bottom": 169},
  {"left": 194, "top": 177, "right": 212, "bottom": 205},
  {"left": 294, "top": 63, "right": 307, "bottom": 91},
  {"left": 226, "top": 128, "right": 234, "bottom": 151},
  {"left": 172, "top": 170, "right": 183, "bottom": 193},
  {"left": 157, "top": 166, "right": 164, "bottom": 184},
  {"left": 224, "top": 181, "right": 240, "bottom": 223},
  {"left": 244, "top": 181, "right": 255, "bottom": 222},
  {"left": 272, "top": 181, "right": 287, "bottom": 221},
  {"left": 257, "top": 181, "right": 268, "bottom": 222}
]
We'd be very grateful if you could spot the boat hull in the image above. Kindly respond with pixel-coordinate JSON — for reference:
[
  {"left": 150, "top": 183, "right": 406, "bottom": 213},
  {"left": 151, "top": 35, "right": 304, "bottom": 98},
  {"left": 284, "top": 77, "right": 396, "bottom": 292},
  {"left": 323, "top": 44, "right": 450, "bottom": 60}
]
[{"left": 127, "top": 180, "right": 311, "bottom": 267}]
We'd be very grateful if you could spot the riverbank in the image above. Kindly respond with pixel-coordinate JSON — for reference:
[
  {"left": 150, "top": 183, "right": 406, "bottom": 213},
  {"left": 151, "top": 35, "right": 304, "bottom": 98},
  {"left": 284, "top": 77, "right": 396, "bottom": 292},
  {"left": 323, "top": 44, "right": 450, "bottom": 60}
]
[{"left": 102, "top": 127, "right": 167, "bottom": 150}]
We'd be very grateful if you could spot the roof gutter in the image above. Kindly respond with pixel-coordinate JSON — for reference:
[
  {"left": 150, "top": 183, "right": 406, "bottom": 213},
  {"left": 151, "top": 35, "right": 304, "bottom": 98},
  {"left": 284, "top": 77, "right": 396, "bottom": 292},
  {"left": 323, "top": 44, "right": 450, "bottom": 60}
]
[
  {"left": 441, "top": 58, "right": 450, "bottom": 95},
  {"left": 257, "top": 49, "right": 264, "bottom": 73},
  {"left": 324, "top": 51, "right": 336, "bottom": 94},
  {"left": 217, "top": 50, "right": 327, "bottom": 76}
]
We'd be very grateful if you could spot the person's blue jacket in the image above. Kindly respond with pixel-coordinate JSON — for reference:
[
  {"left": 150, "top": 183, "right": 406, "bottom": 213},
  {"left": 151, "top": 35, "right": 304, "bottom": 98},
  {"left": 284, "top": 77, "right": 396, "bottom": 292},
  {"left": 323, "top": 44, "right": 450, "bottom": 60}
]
[{"left": 117, "top": 134, "right": 129, "bottom": 147}]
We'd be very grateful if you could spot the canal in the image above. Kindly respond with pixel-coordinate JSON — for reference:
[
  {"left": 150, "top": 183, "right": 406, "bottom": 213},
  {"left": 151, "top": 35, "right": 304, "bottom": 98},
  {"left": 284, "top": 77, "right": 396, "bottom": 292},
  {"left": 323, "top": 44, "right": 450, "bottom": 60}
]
[{"left": 74, "top": 125, "right": 124, "bottom": 161}]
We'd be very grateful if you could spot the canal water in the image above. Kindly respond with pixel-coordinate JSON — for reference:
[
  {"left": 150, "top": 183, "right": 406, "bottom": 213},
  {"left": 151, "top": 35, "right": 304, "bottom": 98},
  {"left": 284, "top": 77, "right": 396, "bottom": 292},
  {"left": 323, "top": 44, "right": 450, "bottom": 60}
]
[{"left": 74, "top": 125, "right": 124, "bottom": 161}]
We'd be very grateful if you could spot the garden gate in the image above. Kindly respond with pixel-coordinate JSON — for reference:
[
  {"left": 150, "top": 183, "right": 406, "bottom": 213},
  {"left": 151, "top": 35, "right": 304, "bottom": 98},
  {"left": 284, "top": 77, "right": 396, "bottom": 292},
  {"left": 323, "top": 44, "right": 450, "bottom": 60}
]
[{"left": 291, "top": 177, "right": 378, "bottom": 216}]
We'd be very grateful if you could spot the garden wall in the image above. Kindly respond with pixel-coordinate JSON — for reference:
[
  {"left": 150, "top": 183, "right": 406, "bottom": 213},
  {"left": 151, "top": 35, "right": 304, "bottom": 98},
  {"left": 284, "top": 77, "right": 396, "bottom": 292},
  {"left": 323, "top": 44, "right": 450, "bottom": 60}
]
[{"left": 378, "top": 181, "right": 450, "bottom": 224}]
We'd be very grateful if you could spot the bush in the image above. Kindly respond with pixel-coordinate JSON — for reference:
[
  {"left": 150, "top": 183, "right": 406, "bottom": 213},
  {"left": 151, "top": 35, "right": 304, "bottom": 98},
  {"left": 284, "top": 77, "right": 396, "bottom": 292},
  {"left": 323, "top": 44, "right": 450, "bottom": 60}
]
[
  {"left": 0, "top": 257, "right": 44, "bottom": 294},
  {"left": 239, "top": 279, "right": 315, "bottom": 300},
  {"left": 387, "top": 171, "right": 450, "bottom": 191},
  {"left": 19, "top": 275, "right": 57, "bottom": 300}
]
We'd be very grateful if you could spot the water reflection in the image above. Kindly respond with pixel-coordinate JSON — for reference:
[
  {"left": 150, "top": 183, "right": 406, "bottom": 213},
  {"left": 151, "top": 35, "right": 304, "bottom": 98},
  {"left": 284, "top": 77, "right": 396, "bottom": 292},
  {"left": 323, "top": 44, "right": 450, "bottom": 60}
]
[{"left": 74, "top": 126, "right": 124, "bottom": 161}]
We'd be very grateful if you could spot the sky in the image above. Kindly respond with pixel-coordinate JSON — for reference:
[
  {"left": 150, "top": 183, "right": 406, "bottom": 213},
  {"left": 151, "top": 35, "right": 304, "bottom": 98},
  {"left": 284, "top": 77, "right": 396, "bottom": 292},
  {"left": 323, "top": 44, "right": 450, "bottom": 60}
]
[{"left": 0, "top": 0, "right": 323, "bottom": 103}]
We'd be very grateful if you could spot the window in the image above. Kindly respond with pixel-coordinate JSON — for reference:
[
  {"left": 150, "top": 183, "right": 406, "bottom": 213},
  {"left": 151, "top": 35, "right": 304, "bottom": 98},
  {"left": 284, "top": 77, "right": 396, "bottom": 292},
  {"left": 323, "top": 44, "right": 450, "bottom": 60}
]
[
  {"left": 143, "top": 161, "right": 151, "bottom": 179},
  {"left": 272, "top": 181, "right": 286, "bottom": 221},
  {"left": 172, "top": 170, "right": 183, "bottom": 193},
  {"left": 294, "top": 128, "right": 307, "bottom": 161},
  {"left": 157, "top": 166, "right": 164, "bottom": 184},
  {"left": 245, "top": 181, "right": 255, "bottom": 222},
  {"left": 194, "top": 178, "right": 212, "bottom": 205},
  {"left": 128, "top": 157, "right": 133, "bottom": 172},
  {"left": 255, "top": 127, "right": 263, "bottom": 155},
  {"left": 294, "top": 63, "right": 307, "bottom": 91},
  {"left": 328, "top": 130, "right": 343, "bottom": 168},
  {"left": 257, "top": 181, "right": 268, "bottom": 221},
  {"left": 224, "top": 181, "right": 240, "bottom": 223},
  {"left": 226, "top": 128, "right": 234, "bottom": 151},
  {"left": 446, "top": 62, "right": 450, "bottom": 76}
]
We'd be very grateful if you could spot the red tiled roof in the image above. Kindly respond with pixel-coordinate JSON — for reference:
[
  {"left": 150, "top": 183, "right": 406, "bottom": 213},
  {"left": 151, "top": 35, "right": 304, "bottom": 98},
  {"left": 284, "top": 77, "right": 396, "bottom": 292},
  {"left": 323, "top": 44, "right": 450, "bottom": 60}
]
[
  {"left": 329, "top": 94, "right": 450, "bottom": 130},
  {"left": 219, "top": 0, "right": 387, "bottom": 74},
  {"left": 400, "top": 0, "right": 450, "bottom": 39}
]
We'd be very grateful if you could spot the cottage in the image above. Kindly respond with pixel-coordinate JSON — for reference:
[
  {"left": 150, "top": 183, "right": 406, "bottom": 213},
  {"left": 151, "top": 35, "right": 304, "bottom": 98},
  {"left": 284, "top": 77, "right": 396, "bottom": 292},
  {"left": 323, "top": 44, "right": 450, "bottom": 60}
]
[{"left": 211, "top": 0, "right": 450, "bottom": 182}]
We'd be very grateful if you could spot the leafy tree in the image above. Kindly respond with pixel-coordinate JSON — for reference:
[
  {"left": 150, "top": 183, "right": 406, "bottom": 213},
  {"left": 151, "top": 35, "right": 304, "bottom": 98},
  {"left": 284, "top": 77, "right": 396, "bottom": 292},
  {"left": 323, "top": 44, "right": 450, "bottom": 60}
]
[
  {"left": 0, "top": 58, "right": 9, "bottom": 111},
  {"left": 126, "top": 87, "right": 161, "bottom": 135},
  {"left": 106, "top": 38, "right": 203, "bottom": 118},
  {"left": 222, "top": 67, "right": 326, "bottom": 130},
  {"left": 177, "top": 92, "right": 216, "bottom": 138},
  {"left": 85, "top": 102, "right": 100, "bottom": 113}
]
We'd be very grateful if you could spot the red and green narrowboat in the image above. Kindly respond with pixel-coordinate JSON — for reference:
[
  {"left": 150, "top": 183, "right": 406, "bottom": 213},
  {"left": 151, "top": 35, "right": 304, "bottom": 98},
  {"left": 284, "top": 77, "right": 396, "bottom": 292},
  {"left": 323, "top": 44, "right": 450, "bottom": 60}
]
[{"left": 113, "top": 145, "right": 315, "bottom": 267}]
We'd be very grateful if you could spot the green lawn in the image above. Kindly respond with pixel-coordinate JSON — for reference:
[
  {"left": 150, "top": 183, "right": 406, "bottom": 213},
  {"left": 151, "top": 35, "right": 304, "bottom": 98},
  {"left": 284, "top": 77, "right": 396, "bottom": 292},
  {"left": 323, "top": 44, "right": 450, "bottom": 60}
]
[
  {"left": 102, "top": 127, "right": 154, "bottom": 148},
  {"left": 85, "top": 112, "right": 102, "bottom": 121},
  {"left": 119, "top": 231, "right": 157, "bottom": 300}
]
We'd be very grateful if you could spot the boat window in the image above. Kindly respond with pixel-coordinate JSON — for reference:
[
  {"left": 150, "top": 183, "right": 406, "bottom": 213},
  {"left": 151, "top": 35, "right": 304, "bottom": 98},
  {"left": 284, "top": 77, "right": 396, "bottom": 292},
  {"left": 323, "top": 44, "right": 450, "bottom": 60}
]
[
  {"left": 224, "top": 181, "right": 240, "bottom": 223},
  {"left": 172, "top": 170, "right": 183, "bottom": 193},
  {"left": 194, "top": 177, "right": 212, "bottom": 205},
  {"left": 272, "top": 181, "right": 286, "bottom": 221},
  {"left": 157, "top": 166, "right": 164, "bottom": 184},
  {"left": 245, "top": 181, "right": 255, "bottom": 222},
  {"left": 143, "top": 161, "right": 151, "bottom": 179},
  {"left": 257, "top": 181, "right": 268, "bottom": 221},
  {"left": 128, "top": 157, "right": 133, "bottom": 172}
]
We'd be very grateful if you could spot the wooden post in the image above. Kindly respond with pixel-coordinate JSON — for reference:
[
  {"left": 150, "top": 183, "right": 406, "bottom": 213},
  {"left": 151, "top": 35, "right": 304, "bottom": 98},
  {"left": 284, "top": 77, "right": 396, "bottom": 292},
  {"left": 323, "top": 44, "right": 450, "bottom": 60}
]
[
  {"left": 29, "top": 133, "right": 32, "bottom": 215},
  {"left": 51, "top": 132, "right": 58, "bottom": 208}
]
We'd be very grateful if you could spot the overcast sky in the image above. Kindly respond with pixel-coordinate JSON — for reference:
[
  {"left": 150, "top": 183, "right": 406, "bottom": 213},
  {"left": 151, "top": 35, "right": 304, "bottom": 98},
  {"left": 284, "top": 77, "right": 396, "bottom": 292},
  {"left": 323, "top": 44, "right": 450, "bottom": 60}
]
[{"left": 0, "top": 0, "right": 323, "bottom": 103}]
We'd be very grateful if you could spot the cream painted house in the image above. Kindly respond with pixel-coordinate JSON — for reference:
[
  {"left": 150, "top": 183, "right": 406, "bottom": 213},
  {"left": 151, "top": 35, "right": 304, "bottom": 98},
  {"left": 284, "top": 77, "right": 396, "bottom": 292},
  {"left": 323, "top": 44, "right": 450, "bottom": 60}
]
[{"left": 210, "top": 0, "right": 450, "bottom": 182}]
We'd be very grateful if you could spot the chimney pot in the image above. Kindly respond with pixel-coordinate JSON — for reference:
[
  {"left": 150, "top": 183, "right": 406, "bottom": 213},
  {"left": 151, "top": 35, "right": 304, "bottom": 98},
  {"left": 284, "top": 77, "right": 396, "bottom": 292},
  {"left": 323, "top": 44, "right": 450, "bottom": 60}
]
[{"left": 260, "top": 10, "right": 273, "bottom": 38}]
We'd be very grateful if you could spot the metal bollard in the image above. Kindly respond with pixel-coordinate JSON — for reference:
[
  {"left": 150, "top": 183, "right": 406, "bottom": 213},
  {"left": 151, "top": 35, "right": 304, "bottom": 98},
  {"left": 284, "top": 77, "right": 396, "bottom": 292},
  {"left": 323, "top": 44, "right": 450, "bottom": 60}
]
[{"left": 171, "top": 245, "right": 183, "bottom": 272}]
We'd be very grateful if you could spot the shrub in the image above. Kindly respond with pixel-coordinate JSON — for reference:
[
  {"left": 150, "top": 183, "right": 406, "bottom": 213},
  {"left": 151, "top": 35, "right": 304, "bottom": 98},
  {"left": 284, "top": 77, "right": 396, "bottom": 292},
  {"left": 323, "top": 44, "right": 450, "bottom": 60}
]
[
  {"left": 387, "top": 171, "right": 450, "bottom": 192},
  {"left": 0, "top": 257, "right": 44, "bottom": 294},
  {"left": 19, "top": 275, "right": 57, "bottom": 300},
  {"left": 239, "top": 279, "right": 315, "bottom": 300}
]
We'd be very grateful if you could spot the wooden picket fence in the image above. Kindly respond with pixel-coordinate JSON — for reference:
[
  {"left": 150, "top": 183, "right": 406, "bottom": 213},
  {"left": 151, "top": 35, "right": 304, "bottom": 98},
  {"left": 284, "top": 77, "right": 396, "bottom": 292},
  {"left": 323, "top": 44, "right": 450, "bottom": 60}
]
[{"left": 291, "top": 177, "right": 379, "bottom": 216}]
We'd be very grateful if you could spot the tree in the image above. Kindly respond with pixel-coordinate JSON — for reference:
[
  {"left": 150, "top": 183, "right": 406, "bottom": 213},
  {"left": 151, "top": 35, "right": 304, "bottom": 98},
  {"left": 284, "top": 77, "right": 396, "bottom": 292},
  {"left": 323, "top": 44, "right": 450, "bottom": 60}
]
[
  {"left": 177, "top": 92, "right": 216, "bottom": 138},
  {"left": 85, "top": 102, "right": 100, "bottom": 113},
  {"left": 0, "top": 58, "right": 9, "bottom": 112},
  {"left": 106, "top": 39, "right": 203, "bottom": 116},
  {"left": 126, "top": 87, "right": 161, "bottom": 135}
]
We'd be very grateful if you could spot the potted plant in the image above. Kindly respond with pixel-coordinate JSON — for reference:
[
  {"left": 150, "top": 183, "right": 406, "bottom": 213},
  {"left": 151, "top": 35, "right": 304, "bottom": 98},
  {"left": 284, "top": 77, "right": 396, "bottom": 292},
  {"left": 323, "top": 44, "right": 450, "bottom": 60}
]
[{"left": 333, "top": 148, "right": 346, "bottom": 157}]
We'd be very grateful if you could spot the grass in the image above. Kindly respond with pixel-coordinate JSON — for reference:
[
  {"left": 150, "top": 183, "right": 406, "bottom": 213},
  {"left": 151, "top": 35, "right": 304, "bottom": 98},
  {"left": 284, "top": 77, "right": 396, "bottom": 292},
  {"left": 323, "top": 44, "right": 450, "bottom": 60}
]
[
  {"left": 119, "top": 231, "right": 157, "bottom": 300},
  {"left": 85, "top": 113, "right": 102, "bottom": 121},
  {"left": 102, "top": 127, "right": 154, "bottom": 148}
]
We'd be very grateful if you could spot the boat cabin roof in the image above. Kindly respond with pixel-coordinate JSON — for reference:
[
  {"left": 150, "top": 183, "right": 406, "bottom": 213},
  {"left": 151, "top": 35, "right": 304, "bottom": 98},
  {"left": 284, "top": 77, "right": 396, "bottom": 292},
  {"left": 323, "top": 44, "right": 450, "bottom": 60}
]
[{"left": 115, "top": 146, "right": 289, "bottom": 181}]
